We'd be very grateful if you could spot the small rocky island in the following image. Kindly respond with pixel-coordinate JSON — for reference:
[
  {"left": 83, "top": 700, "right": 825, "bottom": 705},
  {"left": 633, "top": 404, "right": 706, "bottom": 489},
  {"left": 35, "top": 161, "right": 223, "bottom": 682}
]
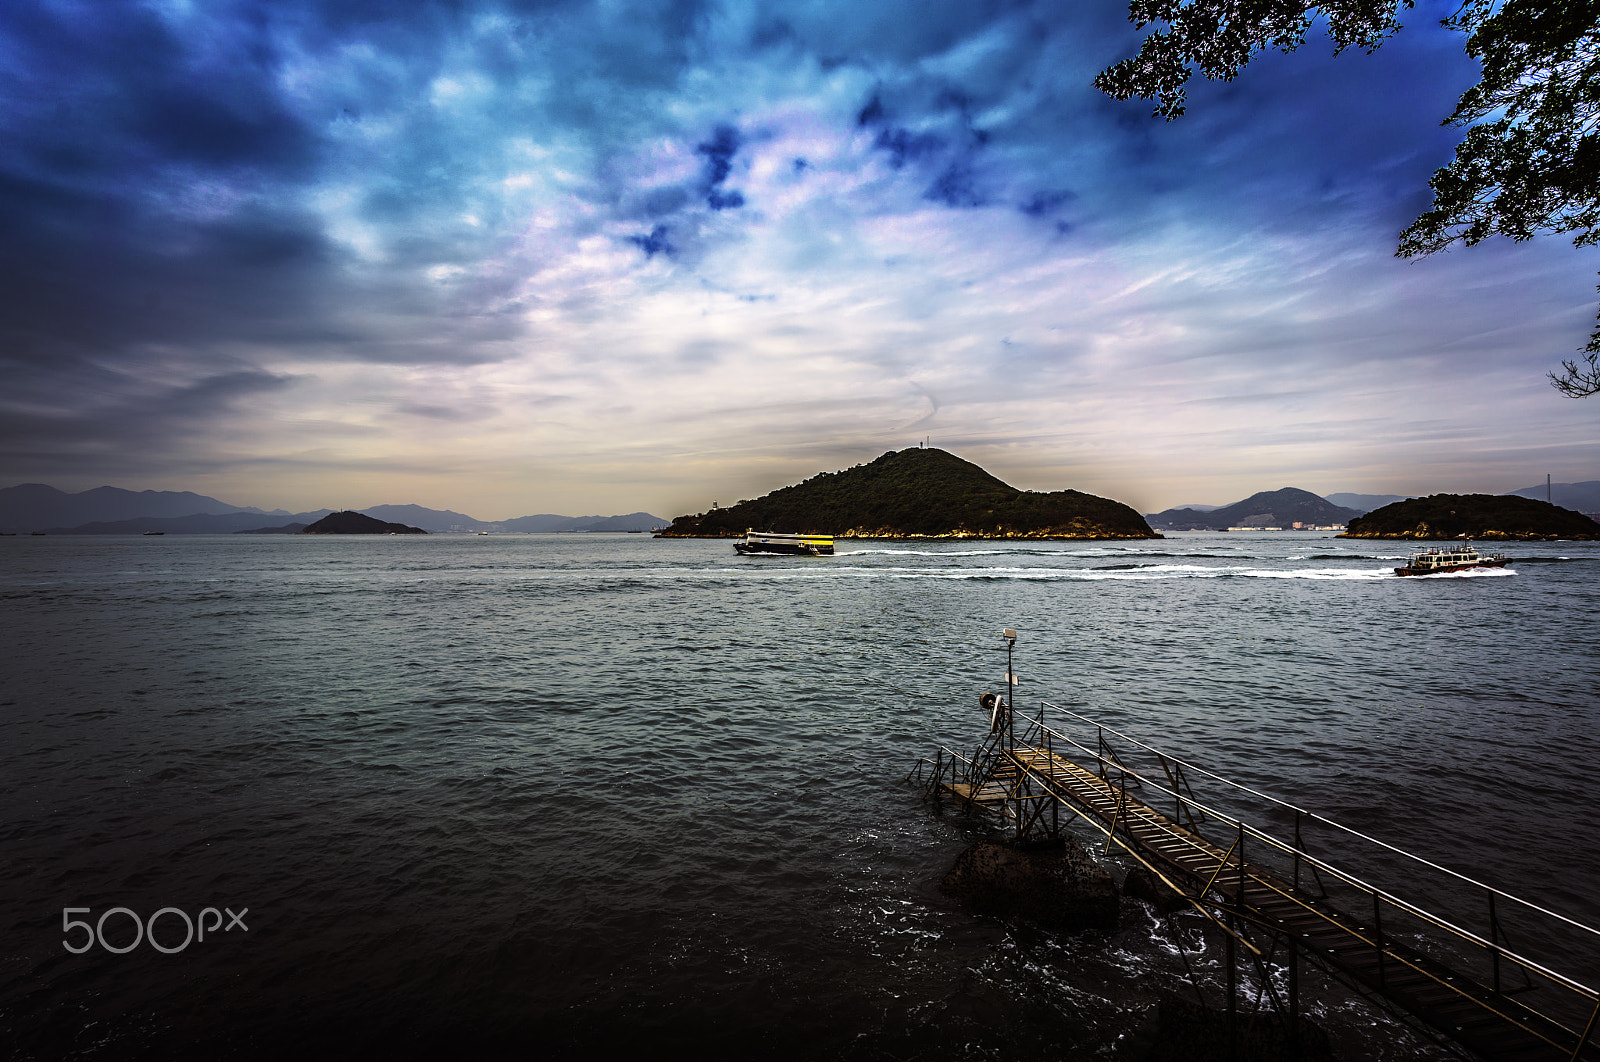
[
  {"left": 656, "top": 447, "right": 1159, "bottom": 540},
  {"left": 1341, "top": 494, "right": 1600, "bottom": 540},
  {"left": 300, "top": 511, "right": 427, "bottom": 534}
]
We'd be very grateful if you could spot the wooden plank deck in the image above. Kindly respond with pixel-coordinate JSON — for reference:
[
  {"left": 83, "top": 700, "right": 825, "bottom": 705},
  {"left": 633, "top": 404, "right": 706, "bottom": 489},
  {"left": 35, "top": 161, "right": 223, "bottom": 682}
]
[{"left": 939, "top": 743, "right": 1595, "bottom": 1062}]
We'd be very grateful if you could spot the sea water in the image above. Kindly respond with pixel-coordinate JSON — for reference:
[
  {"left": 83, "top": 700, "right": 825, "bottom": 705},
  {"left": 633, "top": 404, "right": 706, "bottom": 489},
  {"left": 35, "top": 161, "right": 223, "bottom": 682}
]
[{"left": 1, "top": 532, "right": 1597, "bottom": 1059}]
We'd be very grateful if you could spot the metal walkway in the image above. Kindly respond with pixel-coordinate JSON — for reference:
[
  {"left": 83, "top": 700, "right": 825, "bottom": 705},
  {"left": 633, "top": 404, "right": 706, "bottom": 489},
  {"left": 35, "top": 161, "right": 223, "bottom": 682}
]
[{"left": 912, "top": 702, "right": 1600, "bottom": 1062}]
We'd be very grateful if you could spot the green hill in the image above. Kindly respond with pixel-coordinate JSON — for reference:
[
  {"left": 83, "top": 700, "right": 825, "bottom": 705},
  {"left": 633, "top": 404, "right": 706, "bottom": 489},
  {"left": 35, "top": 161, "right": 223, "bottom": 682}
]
[
  {"left": 1341, "top": 494, "right": 1600, "bottom": 540},
  {"left": 301, "top": 511, "right": 426, "bottom": 534},
  {"left": 656, "top": 448, "right": 1158, "bottom": 539}
]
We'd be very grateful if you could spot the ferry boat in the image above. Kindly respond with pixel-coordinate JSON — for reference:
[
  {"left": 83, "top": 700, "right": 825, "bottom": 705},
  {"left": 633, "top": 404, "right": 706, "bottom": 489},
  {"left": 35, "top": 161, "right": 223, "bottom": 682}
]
[
  {"left": 1394, "top": 543, "right": 1509, "bottom": 576},
  {"left": 734, "top": 531, "right": 834, "bottom": 556}
]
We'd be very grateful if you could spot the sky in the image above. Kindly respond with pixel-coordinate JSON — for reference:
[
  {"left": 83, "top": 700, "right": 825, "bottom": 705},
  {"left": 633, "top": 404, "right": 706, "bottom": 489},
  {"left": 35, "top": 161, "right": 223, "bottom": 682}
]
[{"left": 1, "top": 0, "right": 1596, "bottom": 519}]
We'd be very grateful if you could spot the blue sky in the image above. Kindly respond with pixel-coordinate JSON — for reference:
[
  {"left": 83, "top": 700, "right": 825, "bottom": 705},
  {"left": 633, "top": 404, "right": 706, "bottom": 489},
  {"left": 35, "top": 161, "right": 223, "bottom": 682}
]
[{"left": 1, "top": 0, "right": 1595, "bottom": 518}]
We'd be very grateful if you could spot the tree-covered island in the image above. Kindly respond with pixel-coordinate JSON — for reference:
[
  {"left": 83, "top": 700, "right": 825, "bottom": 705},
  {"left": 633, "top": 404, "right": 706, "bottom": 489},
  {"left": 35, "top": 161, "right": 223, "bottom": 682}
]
[
  {"left": 656, "top": 448, "right": 1160, "bottom": 540},
  {"left": 1340, "top": 493, "right": 1600, "bottom": 540}
]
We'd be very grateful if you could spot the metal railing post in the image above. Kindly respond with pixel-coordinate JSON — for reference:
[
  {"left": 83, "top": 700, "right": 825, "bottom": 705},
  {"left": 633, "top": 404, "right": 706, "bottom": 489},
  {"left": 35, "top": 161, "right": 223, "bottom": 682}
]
[
  {"left": 1570, "top": 995, "right": 1600, "bottom": 1062},
  {"left": 1289, "top": 935, "right": 1301, "bottom": 1061},
  {"left": 1374, "top": 892, "right": 1386, "bottom": 990},
  {"left": 1294, "top": 810, "right": 1303, "bottom": 893},
  {"left": 1490, "top": 889, "right": 1502, "bottom": 995},
  {"left": 1226, "top": 908, "right": 1238, "bottom": 1061},
  {"left": 1237, "top": 821, "right": 1246, "bottom": 902}
]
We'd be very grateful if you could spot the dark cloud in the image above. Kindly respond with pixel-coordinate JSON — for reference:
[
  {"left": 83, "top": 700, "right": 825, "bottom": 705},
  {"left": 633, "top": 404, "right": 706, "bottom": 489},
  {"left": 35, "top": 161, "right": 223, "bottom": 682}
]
[
  {"left": 926, "top": 164, "right": 985, "bottom": 208},
  {"left": 696, "top": 124, "right": 745, "bottom": 210},
  {"left": 697, "top": 125, "right": 740, "bottom": 186},
  {"left": 873, "top": 128, "right": 946, "bottom": 170},
  {"left": 1020, "top": 190, "right": 1076, "bottom": 217},
  {"left": 0, "top": 367, "right": 294, "bottom": 475},
  {"left": 644, "top": 186, "right": 691, "bottom": 216},
  {"left": 630, "top": 224, "right": 675, "bottom": 258}
]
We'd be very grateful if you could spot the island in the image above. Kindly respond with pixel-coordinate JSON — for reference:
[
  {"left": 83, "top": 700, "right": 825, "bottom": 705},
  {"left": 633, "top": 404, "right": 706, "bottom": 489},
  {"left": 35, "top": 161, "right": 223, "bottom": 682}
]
[
  {"left": 1340, "top": 494, "right": 1600, "bottom": 540},
  {"left": 655, "top": 448, "right": 1160, "bottom": 540},
  {"left": 299, "top": 511, "right": 427, "bottom": 534}
]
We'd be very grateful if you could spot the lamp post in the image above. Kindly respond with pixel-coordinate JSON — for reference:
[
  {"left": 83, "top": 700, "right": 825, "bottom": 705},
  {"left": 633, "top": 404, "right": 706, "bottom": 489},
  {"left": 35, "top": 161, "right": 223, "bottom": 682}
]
[{"left": 1002, "top": 628, "right": 1017, "bottom": 752}]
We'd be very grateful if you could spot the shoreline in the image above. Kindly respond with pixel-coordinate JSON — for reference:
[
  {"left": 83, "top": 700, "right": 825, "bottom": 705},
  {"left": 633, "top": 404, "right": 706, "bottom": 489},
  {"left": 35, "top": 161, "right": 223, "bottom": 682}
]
[{"left": 655, "top": 531, "right": 1166, "bottom": 541}]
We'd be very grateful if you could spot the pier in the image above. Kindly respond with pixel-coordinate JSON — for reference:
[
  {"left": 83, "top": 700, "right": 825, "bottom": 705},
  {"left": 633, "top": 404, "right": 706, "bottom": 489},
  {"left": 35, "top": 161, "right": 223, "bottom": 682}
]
[{"left": 910, "top": 695, "right": 1600, "bottom": 1061}]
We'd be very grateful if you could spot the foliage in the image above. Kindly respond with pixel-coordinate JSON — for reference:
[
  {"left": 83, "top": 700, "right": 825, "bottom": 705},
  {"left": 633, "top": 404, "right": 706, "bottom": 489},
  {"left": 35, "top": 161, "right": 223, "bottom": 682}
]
[
  {"left": 657, "top": 448, "right": 1158, "bottom": 539},
  {"left": 1096, "top": 0, "right": 1600, "bottom": 397},
  {"left": 1343, "top": 492, "right": 1600, "bottom": 538},
  {"left": 1094, "top": 0, "right": 1411, "bottom": 121}
]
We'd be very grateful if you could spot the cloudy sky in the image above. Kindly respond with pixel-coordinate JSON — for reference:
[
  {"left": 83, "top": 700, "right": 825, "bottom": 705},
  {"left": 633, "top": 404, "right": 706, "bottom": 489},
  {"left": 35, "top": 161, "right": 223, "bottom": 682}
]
[{"left": 2, "top": 0, "right": 1595, "bottom": 519}]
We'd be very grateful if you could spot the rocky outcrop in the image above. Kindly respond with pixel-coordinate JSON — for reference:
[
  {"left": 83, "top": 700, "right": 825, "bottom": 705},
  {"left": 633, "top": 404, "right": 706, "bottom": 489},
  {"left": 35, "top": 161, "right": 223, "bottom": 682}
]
[
  {"left": 940, "top": 838, "right": 1118, "bottom": 931},
  {"left": 1123, "top": 866, "right": 1189, "bottom": 915}
]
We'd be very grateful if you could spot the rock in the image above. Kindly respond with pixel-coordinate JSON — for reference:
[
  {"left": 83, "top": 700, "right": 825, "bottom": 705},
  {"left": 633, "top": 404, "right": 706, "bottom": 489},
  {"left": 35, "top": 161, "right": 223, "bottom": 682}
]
[
  {"left": 1123, "top": 866, "right": 1190, "bottom": 915},
  {"left": 940, "top": 837, "right": 1118, "bottom": 931}
]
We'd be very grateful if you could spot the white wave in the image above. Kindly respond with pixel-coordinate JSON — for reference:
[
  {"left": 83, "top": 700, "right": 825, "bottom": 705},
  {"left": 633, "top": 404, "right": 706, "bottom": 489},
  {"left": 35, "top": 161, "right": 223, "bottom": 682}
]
[
  {"left": 836, "top": 546, "right": 1174, "bottom": 558},
  {"left": 837, "top": 548, "right": 1050, "bottom": 557}
]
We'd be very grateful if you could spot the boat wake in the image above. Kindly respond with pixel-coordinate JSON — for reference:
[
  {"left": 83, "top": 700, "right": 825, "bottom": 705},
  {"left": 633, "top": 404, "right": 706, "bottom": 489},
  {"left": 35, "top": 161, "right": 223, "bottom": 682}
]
[
  {"left": 837, "top": 547, "right": 1263, "bottom": 560},
  {"left": 1396, "top": 566, "right": 1516, "bottom": 579},
  {"left": 684, "top": 564, "right": 1414, "bottom": 582}
]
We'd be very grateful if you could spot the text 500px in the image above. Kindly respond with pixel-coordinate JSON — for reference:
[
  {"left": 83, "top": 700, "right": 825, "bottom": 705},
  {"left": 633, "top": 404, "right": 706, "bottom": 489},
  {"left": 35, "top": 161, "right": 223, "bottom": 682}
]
[{"left": 62, "top": 907, "right": 248, "bottom": 953}]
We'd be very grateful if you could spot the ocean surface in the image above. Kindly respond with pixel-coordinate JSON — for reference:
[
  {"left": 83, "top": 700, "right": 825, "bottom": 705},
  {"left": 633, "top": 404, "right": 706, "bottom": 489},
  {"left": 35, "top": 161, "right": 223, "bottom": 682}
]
[{"left": 2, "top": 531, "right": 1598, "bottom": 1060}]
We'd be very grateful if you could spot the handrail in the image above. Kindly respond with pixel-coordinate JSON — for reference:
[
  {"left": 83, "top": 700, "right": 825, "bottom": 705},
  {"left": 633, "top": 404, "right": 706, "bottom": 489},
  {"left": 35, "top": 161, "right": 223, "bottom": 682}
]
[
  {"left": 1018, "top": 708, "right": 1600, "bottom": 1004},
  {"left": 1041, "top": 701, "right": 1600, "bottom": 945}
]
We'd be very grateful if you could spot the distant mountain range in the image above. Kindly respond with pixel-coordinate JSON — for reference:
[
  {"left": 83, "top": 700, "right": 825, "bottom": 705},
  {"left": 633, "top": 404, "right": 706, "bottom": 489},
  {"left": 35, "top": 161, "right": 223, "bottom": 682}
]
[
  {"left": 1146, "top": 488, "right": 1362, "bottom": 531},
  {"left": 1323, "top": 493, "right": 1410, "bottom": 513},
  {"left": 0, "top": 483, "right": 667, "bottom": 534}
]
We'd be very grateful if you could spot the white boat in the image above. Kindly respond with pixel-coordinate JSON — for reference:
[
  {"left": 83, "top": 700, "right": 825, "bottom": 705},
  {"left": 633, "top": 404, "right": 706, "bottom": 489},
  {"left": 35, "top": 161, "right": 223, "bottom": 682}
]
[
  {"left": 1394, "top": 543, "right": 1509, "bottom": 576},
  {"left": 734, "top": 531, "right": 834, "bottom": 556}
]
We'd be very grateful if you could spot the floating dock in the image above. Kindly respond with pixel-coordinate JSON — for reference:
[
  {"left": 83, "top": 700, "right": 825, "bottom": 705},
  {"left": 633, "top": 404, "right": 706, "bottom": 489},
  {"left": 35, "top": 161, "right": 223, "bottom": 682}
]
[{"left": 911, "top": 699, "right": 1600, "bottom": 1062}]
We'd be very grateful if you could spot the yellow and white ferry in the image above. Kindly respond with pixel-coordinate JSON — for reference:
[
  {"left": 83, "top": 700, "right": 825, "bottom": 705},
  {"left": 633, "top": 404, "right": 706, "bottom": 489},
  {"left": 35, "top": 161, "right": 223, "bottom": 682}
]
[{"left": 734, "top": 531, "right": 834, "bottom": 556}]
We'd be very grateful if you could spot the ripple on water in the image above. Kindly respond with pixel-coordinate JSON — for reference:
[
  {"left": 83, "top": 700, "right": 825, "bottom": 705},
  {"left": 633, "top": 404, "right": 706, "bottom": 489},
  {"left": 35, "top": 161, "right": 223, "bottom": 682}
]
[{"left": 0, "top": 532, "right": 1596, "bottom": 1058}]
